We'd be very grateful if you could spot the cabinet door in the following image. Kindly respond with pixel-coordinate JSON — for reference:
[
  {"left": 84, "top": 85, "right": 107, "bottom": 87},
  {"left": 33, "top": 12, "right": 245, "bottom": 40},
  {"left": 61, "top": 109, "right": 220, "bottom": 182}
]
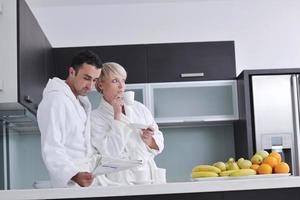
[
  {"left": 147, "top": 41, "right": 236, "bottom": 82},
  {"left": 18, "top": 0, "right": 52, "bottom": 113},
  {"left": 53, "top": 45, "right": 147, "bottom": 84},
  {"left": 125, "top": 84, "right": 148, "bottom": 106},
  {"left": 149, "top": 80, "right": 238, "bottom": 124},
  {"left": 97, "top": 45, "right": 147, "bottom": 84},
  {"left": 88, "top": 84, "right": 147, "bottom": 110}
]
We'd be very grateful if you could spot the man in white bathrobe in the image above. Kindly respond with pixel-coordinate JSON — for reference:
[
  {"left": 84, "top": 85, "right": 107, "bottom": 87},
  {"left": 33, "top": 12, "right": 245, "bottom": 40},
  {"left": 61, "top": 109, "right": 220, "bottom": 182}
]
[{"left": 37, "top": 50, "right": 102, "bottom": 187}]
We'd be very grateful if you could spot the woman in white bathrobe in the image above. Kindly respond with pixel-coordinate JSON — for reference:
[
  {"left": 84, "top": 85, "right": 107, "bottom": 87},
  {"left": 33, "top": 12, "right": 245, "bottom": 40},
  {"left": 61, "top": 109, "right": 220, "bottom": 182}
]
[{"left": 91, "top": 62, "right": 165, "bottom": 185}]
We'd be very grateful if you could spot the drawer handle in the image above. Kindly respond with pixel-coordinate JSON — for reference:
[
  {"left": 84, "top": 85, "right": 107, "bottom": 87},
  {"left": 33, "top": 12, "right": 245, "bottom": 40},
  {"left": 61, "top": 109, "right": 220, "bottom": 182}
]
[{"left": 180, "top": 73, "right": 204, "bottom": 78}]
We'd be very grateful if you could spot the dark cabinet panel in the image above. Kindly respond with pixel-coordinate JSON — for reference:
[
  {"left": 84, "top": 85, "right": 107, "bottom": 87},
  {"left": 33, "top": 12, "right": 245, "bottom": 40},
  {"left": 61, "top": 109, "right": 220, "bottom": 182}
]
[
  {"left": 52, "top": 48, "right": 83, "bottom": 79},
  {"left": 56, "top": 187, "right": 300, "bottom": 200},
  {"left": 97, "top": 45, "right": 147, "bottom": 84},
  {"left": 53, "top": 45, "right": 147, "bottom": 84},
  {"left": 147, "top": 41, "right": 236, "bottom": 82},
  {"left": 64, "top": 192, "right": 223, "bottom": 200},
  {"left": 224, "top": 188, "right": 300, "bottom": 200},
  {"left": 53, "top": 41, "right": 236, "bottom": 84},
  {"left": 18, "top": 0, "right": 53, "bottom": 113}
]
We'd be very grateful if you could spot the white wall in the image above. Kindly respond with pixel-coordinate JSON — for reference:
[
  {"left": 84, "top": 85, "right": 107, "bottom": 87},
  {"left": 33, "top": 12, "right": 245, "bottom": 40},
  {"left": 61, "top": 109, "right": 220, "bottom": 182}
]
[
  {"left": 28, "top": 0, "right": 300, "bottom": 75},
  {"left": 0, "top": 0, "right": 18, "bottom": 102}
]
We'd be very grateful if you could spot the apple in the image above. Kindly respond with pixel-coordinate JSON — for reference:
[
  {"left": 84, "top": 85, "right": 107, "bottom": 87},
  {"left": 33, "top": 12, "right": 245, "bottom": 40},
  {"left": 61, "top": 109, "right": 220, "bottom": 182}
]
[
  {"left": 251, "top": 154, "right": 263, "bottom": 165},
  {"left": 238, "top": 159, "right": 252, "bottom": 169},
  {"left": 256, "top": 150, "right": 269, "bottom": 159}
]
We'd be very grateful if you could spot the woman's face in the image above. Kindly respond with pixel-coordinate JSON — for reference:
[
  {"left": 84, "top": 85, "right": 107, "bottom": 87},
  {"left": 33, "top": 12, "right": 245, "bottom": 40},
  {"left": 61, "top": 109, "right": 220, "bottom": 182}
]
[{"left": 99, "top": 73, "right": 126, "bottom": 104}]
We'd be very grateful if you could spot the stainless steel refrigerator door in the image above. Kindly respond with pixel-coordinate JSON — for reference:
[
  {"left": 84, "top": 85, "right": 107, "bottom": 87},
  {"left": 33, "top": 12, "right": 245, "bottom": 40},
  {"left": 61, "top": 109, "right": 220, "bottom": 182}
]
[
  {"left": 251, "top": 75, "right": 297, "bottom": 174},
  {"left": 252, "top": 75, "right": 294, "bottom": 142}
]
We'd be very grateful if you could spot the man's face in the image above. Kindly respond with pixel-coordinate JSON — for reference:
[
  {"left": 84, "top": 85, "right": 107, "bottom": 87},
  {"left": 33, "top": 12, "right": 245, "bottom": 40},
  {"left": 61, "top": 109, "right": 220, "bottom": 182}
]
[{"left": 70, "top": 63, "right": 101, "bottom": 96}]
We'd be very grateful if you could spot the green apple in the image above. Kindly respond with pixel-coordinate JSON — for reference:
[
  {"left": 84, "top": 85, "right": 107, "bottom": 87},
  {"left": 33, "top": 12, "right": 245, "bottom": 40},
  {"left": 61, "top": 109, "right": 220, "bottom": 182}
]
[
  {"left": 238, "top": 159, "right": 252, "bottom": 169},
  {"left": 251, "top": 154, "right": 263, "bottom": 164},
  {"left": 255, "top": 150, "right": 269, "bottom": 159}
]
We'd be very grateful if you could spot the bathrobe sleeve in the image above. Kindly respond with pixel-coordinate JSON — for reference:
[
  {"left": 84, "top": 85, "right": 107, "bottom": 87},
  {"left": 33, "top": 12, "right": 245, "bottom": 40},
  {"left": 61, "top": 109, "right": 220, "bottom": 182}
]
[
  {"left": 37, "top": 94, "right": 79, "bottom": 187},
  {"left": 91, "top": 110, "right": 133, "bottom": 157},
  {"left": 138, "top": 103, "right": 164, "bottom": 155}
]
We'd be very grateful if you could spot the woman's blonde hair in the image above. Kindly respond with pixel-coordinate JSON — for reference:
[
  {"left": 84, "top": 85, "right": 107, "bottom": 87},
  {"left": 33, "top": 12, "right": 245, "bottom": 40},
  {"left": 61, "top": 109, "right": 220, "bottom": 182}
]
[{"left": 95, "top": 62, "right": 127, "bottom": 93}]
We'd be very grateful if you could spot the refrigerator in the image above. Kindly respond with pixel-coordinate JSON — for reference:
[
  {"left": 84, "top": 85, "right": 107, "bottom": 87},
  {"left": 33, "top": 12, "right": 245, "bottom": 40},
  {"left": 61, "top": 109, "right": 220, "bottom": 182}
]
[{"left": 251, "top": 74, "right": 300, "bottom": 175}]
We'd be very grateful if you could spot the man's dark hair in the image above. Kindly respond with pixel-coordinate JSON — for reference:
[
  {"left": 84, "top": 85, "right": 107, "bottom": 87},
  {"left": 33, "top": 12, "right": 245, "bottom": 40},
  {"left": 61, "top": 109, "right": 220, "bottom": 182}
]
[{"left": 71, "top": 50, "right": 102, "bottom": 74}]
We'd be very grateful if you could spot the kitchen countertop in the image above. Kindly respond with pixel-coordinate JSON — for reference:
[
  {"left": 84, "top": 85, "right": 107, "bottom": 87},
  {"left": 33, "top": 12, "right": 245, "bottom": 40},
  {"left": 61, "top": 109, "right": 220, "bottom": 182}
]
[{"left": 1, "top": 176, "right": 300, "bottom": 200}]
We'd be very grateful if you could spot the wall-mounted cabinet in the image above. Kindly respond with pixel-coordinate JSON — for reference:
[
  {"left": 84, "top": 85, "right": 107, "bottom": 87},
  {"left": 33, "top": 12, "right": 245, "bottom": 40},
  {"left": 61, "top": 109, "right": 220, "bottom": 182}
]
[
  {"left": 97, "top": 45, "right": 147, "bottom": 84},
  {"left": 18, "top": 0, "right": 53, "bottom": 113},
  {"left": 52, "top": 41, "right": 236, "bottom": 84},
  {"left": 147, "top": 41, "right": 236, "bottom": 82},
  {"left": 125, "top": 84, "right": 147, "bottom": 105},
  {"left": 88, "top": 80, "right": 238, "bottom": 125},
  {"left": 53, "top": 45, "right": 147, "bottom": 83},
  {"left": 87, "top": 83, "right": 147, "bottom": 110},
  {"left": 149, "top": 80, "right": 238, "bottom": 124}
]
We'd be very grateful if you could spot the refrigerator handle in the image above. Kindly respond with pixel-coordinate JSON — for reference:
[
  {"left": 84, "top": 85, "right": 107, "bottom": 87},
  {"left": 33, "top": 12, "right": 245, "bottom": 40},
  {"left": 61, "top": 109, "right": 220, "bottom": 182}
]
[{"left": 291, "top": 74, "right": 300, "bottom": 175}]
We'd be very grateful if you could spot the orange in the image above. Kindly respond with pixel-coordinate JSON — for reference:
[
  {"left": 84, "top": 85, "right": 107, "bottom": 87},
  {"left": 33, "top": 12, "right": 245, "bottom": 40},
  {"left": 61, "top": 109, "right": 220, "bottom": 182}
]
[
  {"left": 250, "top": 164, "right": 260, "bottom": 172},
  {"left": 263, "top": 156, "right": 279, "bottom": 168},
  {"left": 274, "top": 162, "right": 290, "bottom": 173},
  {"left": 269, "top": 151, "right": 282, "bottom": 163},
  {"left": 257, "top": 163, "right": 273, "bottom": 174}
]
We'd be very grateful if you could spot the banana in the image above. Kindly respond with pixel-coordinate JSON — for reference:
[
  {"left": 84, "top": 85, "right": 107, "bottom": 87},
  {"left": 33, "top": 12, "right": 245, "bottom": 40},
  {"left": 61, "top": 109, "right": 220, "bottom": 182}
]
[
  {"left": 191, "top": 171, "right": 219, "bottom": 178},
  {"left": 229, "top": 169, "right": 256, "bottom": 177},
  {"left": 192, "top": 165, "right": 221, "bottom": 173},
  {"left": 227, "top": 160, "right": 240, "bottom": 170},
  {"left": 219, "top": 169, "right": 239, "bottom": 176}
]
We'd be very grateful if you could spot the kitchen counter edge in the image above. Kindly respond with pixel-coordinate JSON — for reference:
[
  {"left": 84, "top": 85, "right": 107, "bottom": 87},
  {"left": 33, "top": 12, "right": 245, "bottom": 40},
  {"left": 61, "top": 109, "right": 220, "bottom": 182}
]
[{"left": 1, "top": 176, "right": 300, "bottom": 200}]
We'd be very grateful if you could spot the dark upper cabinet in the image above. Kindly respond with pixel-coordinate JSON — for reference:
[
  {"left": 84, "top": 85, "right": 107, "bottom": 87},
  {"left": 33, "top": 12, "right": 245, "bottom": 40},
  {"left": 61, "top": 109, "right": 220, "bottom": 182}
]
[
  {"left": 18, "top": 0, "right": 53, "bottom": 113},
  {"left": 147, "top": 41, "right": 236, "bottom": 82},
  {"left": 53, "top": 41, "right": 236, "bottom": 84},
  {"left": 53, "top": 45, "right": 147, "bottom": 84},
  {"left": 97, "top": 45, "right": 147, "bottom": 84}
]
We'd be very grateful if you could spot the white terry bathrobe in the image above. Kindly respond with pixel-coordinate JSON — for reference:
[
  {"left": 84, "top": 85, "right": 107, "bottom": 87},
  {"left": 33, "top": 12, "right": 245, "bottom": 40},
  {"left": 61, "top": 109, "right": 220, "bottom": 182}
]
[
  {"left": 91, "top": 97, "right": 165, "bottom": 185},
  {"left": 37, "top": 77, "right": 96, "bottom": 188}
]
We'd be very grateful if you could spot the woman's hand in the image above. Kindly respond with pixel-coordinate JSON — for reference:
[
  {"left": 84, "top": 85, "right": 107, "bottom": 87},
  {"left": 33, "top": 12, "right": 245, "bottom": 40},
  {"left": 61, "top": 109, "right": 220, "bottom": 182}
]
[
  {"left": 71, "top": 172, "right": 95, "bottom": 187},
  {"left": 111, "top": 94, "right": 124, "bottom": 120},
  {"left": 141, "top": 127, "right": 159, "bottom": 150}
]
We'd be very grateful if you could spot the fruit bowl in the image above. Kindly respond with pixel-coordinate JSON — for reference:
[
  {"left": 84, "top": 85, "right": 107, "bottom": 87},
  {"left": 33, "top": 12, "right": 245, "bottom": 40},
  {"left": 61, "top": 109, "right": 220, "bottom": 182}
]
[{"left": 191, "top": 173, "right": 291, "bottom": 182}]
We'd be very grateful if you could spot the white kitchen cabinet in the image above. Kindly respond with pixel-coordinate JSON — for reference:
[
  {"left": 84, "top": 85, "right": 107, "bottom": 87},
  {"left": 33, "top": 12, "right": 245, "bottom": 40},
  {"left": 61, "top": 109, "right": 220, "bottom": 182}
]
[
  {"left": 87, "top": 83, "right": 147, "bottom": 110},
  {"left": 125, "top": 83, "right": 147, "bottom": 105},
  {"left": 88, "top": 81, "right": 238, "bottom": 124},
  {"left": 149, "top": 80, "right": 238, "bottom": 124}
]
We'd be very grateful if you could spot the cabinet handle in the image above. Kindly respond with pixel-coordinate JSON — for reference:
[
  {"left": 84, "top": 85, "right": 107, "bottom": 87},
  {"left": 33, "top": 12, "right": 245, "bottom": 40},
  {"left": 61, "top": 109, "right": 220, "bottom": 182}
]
[
  {"left": 180, "top": 73, "right": 204, "bottom": 78},
  {"left": 24, "top": 95, "right": 33, "bottom": 104}
]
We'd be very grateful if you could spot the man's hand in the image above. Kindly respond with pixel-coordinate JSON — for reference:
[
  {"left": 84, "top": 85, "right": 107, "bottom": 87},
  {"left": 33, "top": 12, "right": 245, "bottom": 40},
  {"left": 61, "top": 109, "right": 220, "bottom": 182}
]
[
  {"left": 141, "top": 127, "right": 159, "bottom": 150},
  {"left": 71, "top": 172, "right": 95, "bottom": 187}
]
